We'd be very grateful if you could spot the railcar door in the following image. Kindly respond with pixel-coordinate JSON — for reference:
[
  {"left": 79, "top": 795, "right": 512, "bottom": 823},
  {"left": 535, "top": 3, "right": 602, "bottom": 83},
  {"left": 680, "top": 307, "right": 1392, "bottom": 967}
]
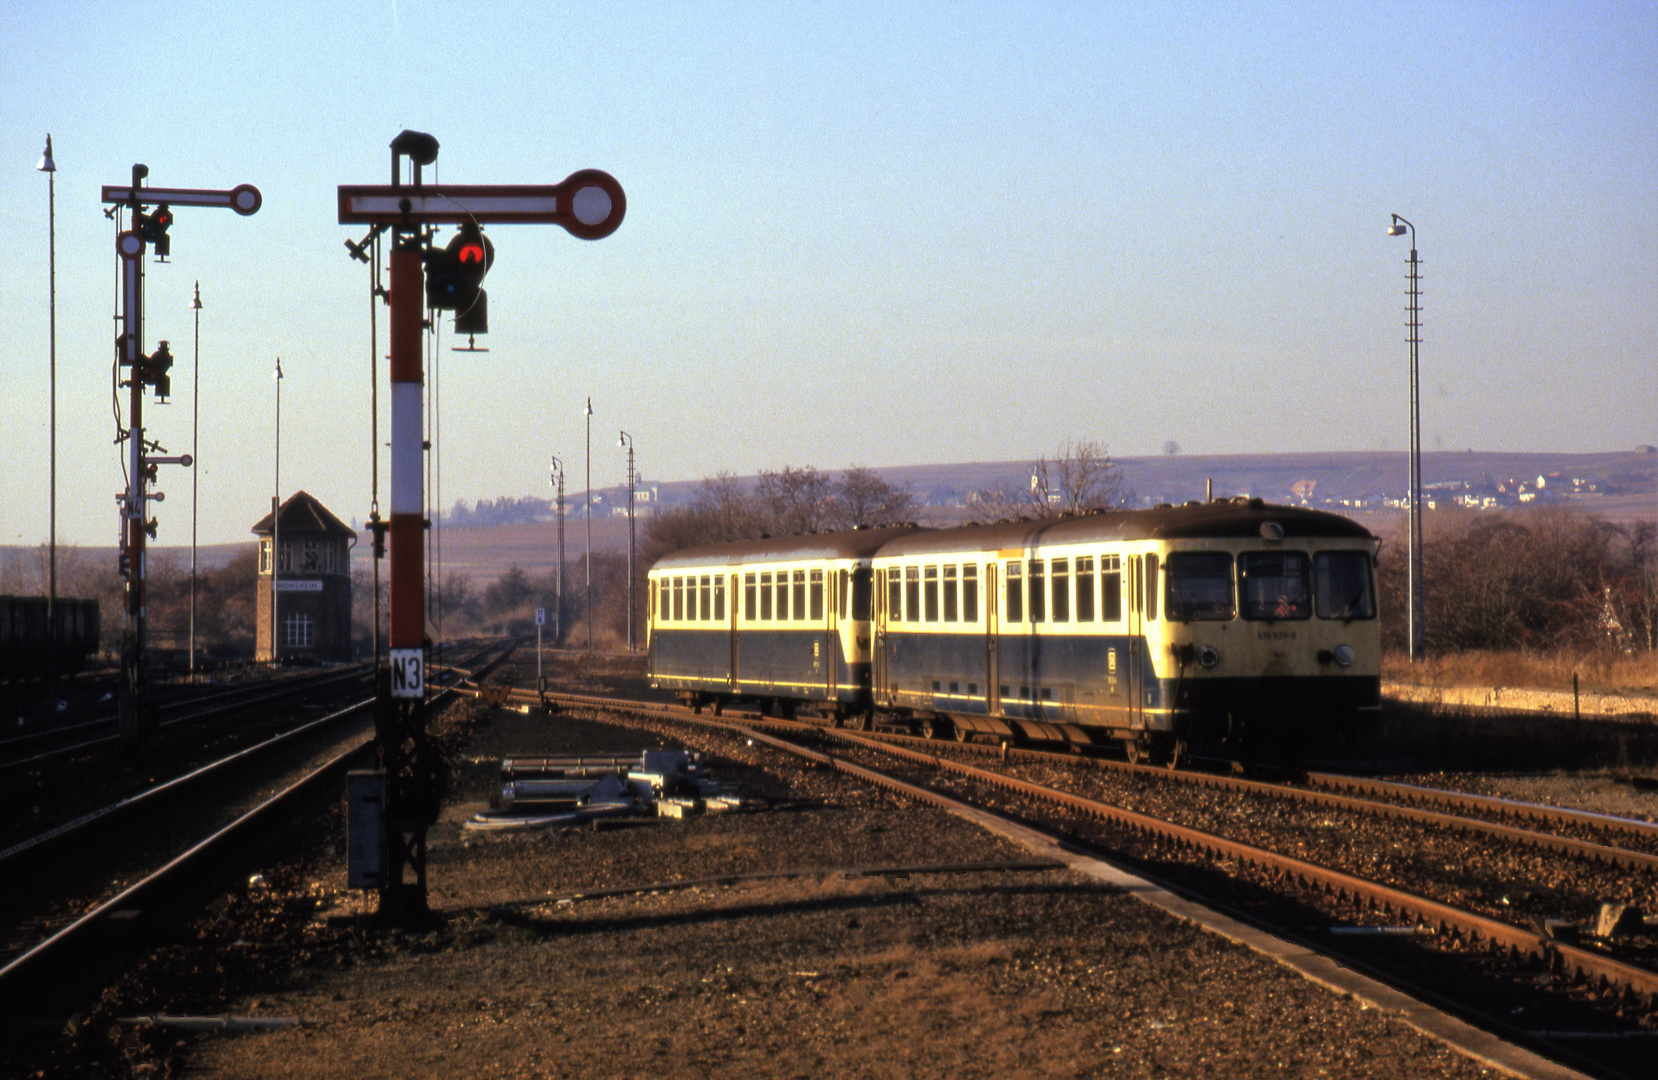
[
  {"left": 984, "top": 561, "right": 1000, "bottom": 716},
  {"left": 1127, "top": 555, "right": 1143, "bottom": 732},
  {"left": 728, "top": 573, "right": 739, "bottom": 692},
  {"left": 873, "top": 567, "right": 889, "bottom": 703}
]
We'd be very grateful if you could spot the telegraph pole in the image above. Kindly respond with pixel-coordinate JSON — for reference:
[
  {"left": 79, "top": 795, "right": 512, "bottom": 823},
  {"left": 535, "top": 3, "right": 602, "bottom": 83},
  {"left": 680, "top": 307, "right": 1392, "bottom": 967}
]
[
  {"left": 618, "top": 430, "right": 636, "bottom": 650},
  {"left": 339, "top": 132, "right": 624, "bottom": 919},
  {"left": 550, "top": 457, "right": 565, "bottom": 644},
  {"left": 102, "top": 169, "right": 260, "bottom": 760}
]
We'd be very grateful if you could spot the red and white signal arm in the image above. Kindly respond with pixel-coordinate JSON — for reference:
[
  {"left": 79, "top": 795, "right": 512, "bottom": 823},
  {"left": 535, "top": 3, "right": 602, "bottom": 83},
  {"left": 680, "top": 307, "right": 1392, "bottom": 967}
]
[{"left": 337, "top": 170, "right": 626, "bottom": 240}]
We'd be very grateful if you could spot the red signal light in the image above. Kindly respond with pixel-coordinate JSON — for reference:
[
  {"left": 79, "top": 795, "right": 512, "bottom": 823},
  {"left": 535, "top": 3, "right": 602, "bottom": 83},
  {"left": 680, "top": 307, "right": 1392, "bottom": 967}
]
[{"left": 457, "top": 242, "right": 486, "bottom": 265}]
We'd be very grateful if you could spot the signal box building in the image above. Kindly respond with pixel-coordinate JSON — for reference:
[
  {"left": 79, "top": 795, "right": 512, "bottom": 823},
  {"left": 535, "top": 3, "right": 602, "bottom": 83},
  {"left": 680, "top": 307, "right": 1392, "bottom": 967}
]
[{"left": 252, "top": 491, "right": 355, "bottom": 662}]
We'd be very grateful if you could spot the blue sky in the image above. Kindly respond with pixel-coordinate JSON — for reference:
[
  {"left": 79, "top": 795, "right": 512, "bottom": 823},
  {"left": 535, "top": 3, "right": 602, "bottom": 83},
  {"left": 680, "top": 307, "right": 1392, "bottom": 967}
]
[{"left": 1, "top": 0, "right": 1654, "bottom": 545}]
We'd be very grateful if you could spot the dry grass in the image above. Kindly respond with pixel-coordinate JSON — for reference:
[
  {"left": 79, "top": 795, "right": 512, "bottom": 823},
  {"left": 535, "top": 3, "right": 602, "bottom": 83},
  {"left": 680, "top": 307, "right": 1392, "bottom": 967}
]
[{"left": 1384, "top": 649, "right": 1658, "bottom": 695}]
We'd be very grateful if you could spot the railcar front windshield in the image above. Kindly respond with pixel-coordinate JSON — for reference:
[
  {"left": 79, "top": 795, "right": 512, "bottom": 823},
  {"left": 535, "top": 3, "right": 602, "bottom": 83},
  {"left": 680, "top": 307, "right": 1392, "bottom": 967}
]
[
  {"left": 1239, "top": 551, "right": 1312, "bottom": 620},
  {"left": 1164, "top": 553, "right": 1235, "bottom": 621},
  {"left": 1314, "top": 551, "right": 1376, "bottom": 620}
]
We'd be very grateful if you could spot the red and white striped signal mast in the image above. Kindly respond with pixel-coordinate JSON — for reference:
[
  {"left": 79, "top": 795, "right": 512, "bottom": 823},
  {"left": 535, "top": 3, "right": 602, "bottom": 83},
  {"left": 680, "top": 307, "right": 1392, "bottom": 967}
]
[
  {"left": 339, "top": 131, "right": 625, "bottom": 920},
  {"left": 101, "top": 167, "right": 262, "bottom": 761}
]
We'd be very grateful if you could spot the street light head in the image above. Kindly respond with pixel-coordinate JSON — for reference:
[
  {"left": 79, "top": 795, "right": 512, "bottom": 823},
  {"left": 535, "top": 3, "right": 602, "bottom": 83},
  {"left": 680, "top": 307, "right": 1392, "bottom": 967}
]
[
  {"left": 1387, "top": 223, "right": 1407, "bottom": 236},
  {"left": 584, "top": 397, "right": 593, "bottom": 417},
  {"left": 274, "top": 358, "right": 284, "bottom": 380},
  {"left": 37, "top": 135, "right": 55, "bottom": 173}
]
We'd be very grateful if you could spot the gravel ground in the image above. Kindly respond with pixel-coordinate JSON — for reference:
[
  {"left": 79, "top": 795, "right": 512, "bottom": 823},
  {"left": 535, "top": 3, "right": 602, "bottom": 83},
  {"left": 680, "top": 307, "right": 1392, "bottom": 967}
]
[
  {"left": 1387, "top": 770, "right": 1658, "bottom": 825},
  {"left": 73, "top": 676, "right": 1503, "bottom": 1080}
]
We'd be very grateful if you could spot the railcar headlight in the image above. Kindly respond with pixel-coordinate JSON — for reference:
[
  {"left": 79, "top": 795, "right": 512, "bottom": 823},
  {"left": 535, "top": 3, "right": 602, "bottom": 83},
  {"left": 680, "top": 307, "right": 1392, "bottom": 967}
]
[
  {"left": 1332, "top": 644, "right": 1355, "bottom": 667},
  {"left": 1197, "top": 645, "right": 1220, "bottom": 668}
]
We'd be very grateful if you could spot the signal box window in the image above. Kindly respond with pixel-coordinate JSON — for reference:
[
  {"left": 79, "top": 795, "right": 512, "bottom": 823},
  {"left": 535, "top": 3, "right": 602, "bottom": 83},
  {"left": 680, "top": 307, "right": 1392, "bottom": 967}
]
[
  {"left": 1314, "top": 551, "right": 1376, "bottom": 620},
  {"left": 259, "top": 540, "right": 272, "bottom": 573},
  {"left": 943, "top": 565, "right": 959, "bottom": 622},
  {"left": 851, "top": 568, "right": 873, "bottom": 621},
  {"left": 793, "top": 570, "right": 807, "bottom": 621},
  {"left": 1028, "top": 560, "right": 1046, "bottom": 623},
  {"left": 760, "top": 572, "right": 774, "bottom": 620},
  {"left": 887, "top": 568, "right": 902, "bottom": 623},
  {"left": 1165, "top": 553, "right": 1236, "bottom": 621},
  {"left": 1239, "top": 551, "right": 1312, "bottom": 621},
  {"left": 302, "top": 540, "right": 321, "bottom": 573},
  {"left": 1051, "top": 557, "right": 1070, "bottom": 623},
  {"left": 963, "top": 564, "right": 979, "bottom": 623},
  {"left": 905, "top": 566, "right": 920, "bottom": 624},
  {"left": 744, "top": 573, "right": 757, "bottom": 621},
  {"left": 1005, "top": 561, "right": 1023, "bottom": 623},
  {"left": 1076, "top": 556, "right": 1095, "bottom": 622},
  {"left": 1102, "top": 555, "right": 1122, "bottom": 622},
  {"left": 810, "top": 570, "right": 824, "bottom": 620},
  {"left": 924, "top": 565, "right": 939, "bottom": 622},
  {"left": 282, "top": 611, "right": 314, "bottom": 648}
]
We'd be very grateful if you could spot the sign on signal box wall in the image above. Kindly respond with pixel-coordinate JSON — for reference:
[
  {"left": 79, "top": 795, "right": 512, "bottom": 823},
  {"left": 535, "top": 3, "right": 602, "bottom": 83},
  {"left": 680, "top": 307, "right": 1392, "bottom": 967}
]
[{"left": 389, "top": 648, "right": 424, "bottom": 699}]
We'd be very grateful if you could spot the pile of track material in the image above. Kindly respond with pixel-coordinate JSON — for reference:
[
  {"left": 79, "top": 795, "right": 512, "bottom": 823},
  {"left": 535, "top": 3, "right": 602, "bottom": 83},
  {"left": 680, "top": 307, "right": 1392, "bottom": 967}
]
[{"left": 466, "top": 750, "right": 748, "bottom": 831}]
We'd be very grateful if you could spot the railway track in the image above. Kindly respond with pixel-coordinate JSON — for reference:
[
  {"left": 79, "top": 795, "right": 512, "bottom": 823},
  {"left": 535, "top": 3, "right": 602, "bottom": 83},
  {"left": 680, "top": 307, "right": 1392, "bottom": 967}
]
[
  {"left": 0, "top": 640, "right": 517, "bottom": 1015},
  {"left": 481, "top": 683, "right": 1657, "bottom": 1077}
]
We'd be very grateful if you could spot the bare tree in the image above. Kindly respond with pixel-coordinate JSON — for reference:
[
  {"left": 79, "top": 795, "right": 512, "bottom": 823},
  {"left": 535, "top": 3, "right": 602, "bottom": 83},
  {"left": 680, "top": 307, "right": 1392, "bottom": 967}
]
[
  {"left": 828, "top": 466, "right": 917, "bottom": 529},
  {"left": 757, "top": 465, "right": 836, "bottom": 534},
  {"left": 1028, "top": 437, "right": 1125, "bottom": 517}
]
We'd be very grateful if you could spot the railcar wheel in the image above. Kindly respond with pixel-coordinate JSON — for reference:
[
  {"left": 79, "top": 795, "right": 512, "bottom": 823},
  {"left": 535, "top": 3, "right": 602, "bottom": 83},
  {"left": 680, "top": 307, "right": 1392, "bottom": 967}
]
[
  {"left": 954, "top": 723, "right": 971, "bottom": 743},
  {"left": 1123, "top": 738, "right": 1146, "bottom": 765},
  {"left": 1162, "top": 738, "right": 1189, "bottom": 771},
  {"left": 922, "top": 716, "right": 949, "bottom": 740},
  {"left": 857, "top": 710, "right": 875, "bottom": 732}
]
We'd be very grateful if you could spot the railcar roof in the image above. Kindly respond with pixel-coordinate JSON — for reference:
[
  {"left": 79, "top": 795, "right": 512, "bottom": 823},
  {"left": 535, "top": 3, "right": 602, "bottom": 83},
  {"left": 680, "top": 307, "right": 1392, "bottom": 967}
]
[
  {"left": 650, "top": 525, "right": 930, "bottom": 572},
  {"left": 875, "top": 500, "right": 1372, "bottom": 558}
]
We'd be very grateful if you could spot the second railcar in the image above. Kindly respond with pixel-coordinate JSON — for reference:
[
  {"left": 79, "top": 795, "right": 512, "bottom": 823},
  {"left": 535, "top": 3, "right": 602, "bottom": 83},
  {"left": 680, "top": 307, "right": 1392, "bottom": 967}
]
[{"left": 647, "top": 527, "right": 920, "bottom": 719}]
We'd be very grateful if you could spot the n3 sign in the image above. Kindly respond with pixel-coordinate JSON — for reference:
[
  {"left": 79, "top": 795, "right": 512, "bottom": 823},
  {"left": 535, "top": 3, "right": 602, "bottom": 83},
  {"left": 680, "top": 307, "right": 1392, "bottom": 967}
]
[{"left": 389, "top": 648, "right": 425, "bottom": 699}]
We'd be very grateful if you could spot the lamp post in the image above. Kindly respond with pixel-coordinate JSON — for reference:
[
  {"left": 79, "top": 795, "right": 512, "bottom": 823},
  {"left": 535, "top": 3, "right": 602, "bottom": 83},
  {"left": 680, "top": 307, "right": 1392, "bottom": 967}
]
[
  {"left": 549, "top": 456, "right": 565, "bottom": 644},
  {"left": 189, "top": 283, "right": 202, "bottom": 675},
  {"left": 271, "top": 357, "right": 284, "bottom": 665},
  {"left": 37, "top": 136, "right": 56, "bottom": 662},
  {"left": 1387, "top": 213, "right": 1425, "bottom": 662},
  {"left": 617, "top": 430, "right": 636, "bottom": 651},
  {"left": 593, "top": 396, "right": 600, "bottom": 650}
]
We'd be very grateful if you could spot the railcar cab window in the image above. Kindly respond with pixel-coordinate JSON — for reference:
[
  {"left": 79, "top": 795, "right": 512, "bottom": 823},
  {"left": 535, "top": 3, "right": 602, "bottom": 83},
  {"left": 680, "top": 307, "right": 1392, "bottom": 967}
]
[
  {"left": 838, "top": 569, "right": 849, "bottom": 617},
  {"left": 1005, "top": 561, "right": 1023, "bottom": 623},
  {"left": 1144, "top": 554, "right": 1159, "bottom": 621},
  {"left": 943, "top": 565, "right": 958, "bottom": 622},
  {"left": 760, "top": 572, "right": 773, "bottom": 620},
  {"left": 1240, "top": 551, "right": 1311, "bottom": 620},
  {"left": 963, "top": 564, "right": 979, "bottom": 623},
  {"left": 1165, "top": 553, "right": 1236, "bottom": 621},
  {"left": 1101, "top": 555, "right": 1122, "bottom": 622},
  {"left": 1314, "top": 551, "right": 1377, "bottom": 620}
]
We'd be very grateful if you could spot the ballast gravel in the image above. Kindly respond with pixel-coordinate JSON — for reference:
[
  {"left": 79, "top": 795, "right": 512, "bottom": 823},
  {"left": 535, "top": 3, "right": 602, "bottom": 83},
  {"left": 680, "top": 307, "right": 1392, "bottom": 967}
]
[{"left": 72, "top": 661, "right": 1504, "bottom": 1080}]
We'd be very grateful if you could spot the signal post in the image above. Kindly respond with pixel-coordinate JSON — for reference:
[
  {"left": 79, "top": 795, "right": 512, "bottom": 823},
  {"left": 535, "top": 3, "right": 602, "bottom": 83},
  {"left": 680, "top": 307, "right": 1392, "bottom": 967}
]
[
  {"left": 101, "top": 169, "right": 261, "bottom": 760},
  {"left": 339, "top": 131, "right": 624, "bottom": 920}
]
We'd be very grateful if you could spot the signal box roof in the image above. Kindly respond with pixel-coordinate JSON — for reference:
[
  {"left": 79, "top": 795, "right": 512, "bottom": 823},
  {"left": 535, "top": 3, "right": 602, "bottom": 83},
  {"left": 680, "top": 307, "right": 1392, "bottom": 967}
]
[{"left": 250, "top": 491, "right": 356, "bottom": 539}]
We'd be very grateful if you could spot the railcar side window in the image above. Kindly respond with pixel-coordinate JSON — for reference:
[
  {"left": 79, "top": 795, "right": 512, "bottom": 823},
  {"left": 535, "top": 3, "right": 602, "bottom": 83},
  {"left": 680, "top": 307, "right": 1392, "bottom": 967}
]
[
  {"left": 963, "top": 564, "right": 979, "bottom": 623},
  {"left": 1075, "top": 556, "right": 1095, "bottom": 621},
  {"left": 839, "top": 569, "right": 849, "bottom": 617},
  {"left": 760, "top": 572, "right": 773, "bottom": 620},
  {"left": 887, "top": 568, "right": 902, "bottom": 623},
  {"left": 924, "top": 565, "right": 939, "bottom": 622},
  {"left": 777, "top": 572, "right": 790, "bottom": 621},
  {"left": 1144, "top": 555, "right": 1159, "bottom": 621},
  {"left": 714, "top": 576, "right": 726, "bottom": 621},
  {"left": 905, "top": 566, "right": 920, "bottom": 624},
  {"left": 1005, "top": 561, "right": 1023, "bottom": 623},
  {"left": 852, "top": 567, "right": 872, "bottom": 621},
  {"left": 1239, "top": 551, "right": 1312, "bottom": 620},
  {"left": 1102, "top": 555, "right": 1122, "bottom": 621},
  {"left": 700, "top": 575, "right": 712, "bottom": 621},
  {"left": 791, "top": 570, "right": 806, "bottom": 621},
  {"left": 673, "top": 576, "right": 684, "bottom": 621},
  {"left": 943, "top": 565, "right": 958, "bottom": 622},
  {"left": 810, "top": 570, "right": 824, "bottom": 620},
  {"left": 744, "top": 573, "right": 757, "bottom": 621},
  {"left": 1051, "top": 557, "right": 1070, "bottom": 623},
  {"left": 1314, "top": 551, "right": 1376, "bottom": 620},
  {"left": 1028, "top": 560, "right": 1046, "bottom": 623},
  {"left": 1164, "top": 553, "right": 1236, "bottom": 621}
]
